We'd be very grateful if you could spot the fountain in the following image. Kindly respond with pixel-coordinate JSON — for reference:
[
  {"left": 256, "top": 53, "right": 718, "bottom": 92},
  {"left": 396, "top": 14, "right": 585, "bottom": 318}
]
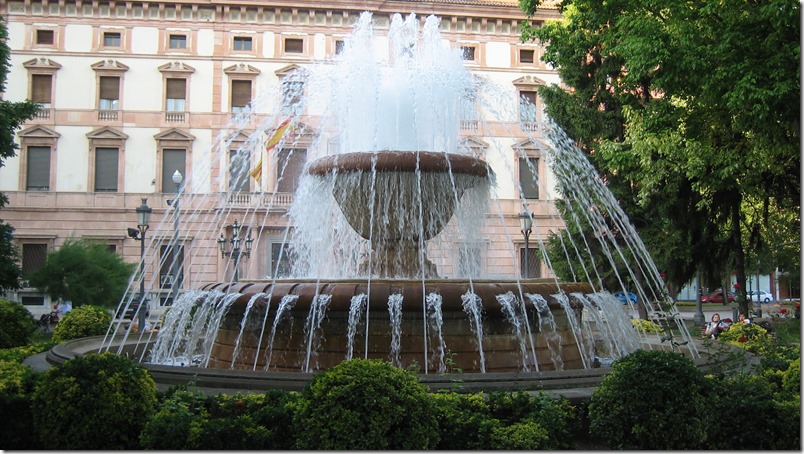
[{"left": 93, "top": 12, "right": 698, "bottom": 386}]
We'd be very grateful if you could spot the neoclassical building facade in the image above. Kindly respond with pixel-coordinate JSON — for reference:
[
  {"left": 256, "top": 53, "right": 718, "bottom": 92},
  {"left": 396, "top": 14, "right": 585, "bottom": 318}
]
[{"left": 0, "top": 0, "right": 565, "bottom": 315}]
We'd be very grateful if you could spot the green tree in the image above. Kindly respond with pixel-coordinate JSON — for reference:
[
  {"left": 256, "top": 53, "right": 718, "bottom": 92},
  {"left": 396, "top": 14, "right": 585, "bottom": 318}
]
[
  {"left": 520, "top": 0, "right": 800, "bottom": 315},
  {"left": 29, "top": 239, "right": 135, "bottom": 308},
  {"left": 0, "top": 16, "right": 40, "bottom": 292}
]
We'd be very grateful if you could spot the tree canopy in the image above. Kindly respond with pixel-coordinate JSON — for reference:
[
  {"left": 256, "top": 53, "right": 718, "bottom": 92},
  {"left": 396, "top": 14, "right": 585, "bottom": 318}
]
[
  {"left": 521, "top": 0, "right": 800, "bottom": 314},
  {"left": 29, "top": 239, "right": 135, "bottom": 308}
]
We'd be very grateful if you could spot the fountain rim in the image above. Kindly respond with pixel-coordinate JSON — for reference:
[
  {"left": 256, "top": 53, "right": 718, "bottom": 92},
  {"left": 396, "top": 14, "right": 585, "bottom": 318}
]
[{"left": 306, "top": 150, "right": 492, "bottom": 177}]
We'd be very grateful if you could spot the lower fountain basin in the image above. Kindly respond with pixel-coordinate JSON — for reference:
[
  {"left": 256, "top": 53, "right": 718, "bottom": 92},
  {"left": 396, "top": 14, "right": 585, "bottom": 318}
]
[{"left": 197, "top": 279, "right": 591, "bottom": 374}]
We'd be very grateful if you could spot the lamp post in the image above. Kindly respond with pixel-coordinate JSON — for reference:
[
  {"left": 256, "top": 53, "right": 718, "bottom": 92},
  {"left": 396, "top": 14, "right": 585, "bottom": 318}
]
[
  {"left": 218, "top": 219, "right": 253, "bottom": 282},
  {"left": 170, "top": 170, "right": 182, "bottom": 305},
  {"left": 127, "top": 198, "right": 152, "bottom": 332},
  {"left": 519, "top": 208, "right": 533, "bottom": 279}
]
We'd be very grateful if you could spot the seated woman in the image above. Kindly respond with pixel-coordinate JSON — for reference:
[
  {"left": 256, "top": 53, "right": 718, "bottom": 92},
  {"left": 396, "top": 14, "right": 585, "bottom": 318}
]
[{"left": 705, "top": 313, "right": 728, "bottom": 339}]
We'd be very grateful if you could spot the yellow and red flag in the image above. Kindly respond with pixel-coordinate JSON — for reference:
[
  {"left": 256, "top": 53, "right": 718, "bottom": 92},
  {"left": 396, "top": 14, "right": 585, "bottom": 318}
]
[{"left": 250, "top": 117, "right": 294, "bottom": 180}]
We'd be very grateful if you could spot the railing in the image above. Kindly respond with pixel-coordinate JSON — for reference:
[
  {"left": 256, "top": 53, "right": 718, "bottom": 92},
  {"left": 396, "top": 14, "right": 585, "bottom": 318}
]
[
  {"left": 98, "top": 109, "right": 119, "bottom": 121},
  {"left": 224, "top": 192, "right": 294, "bottom": 208},
  {"left": 33, "top": 108, "right": 51, "bottom": 120},
  {"left": 460, "top": 120, "right": 479, "bottom": 130},
  {"left": 165, "top": 111, "right": 185, "bottom": 122}
]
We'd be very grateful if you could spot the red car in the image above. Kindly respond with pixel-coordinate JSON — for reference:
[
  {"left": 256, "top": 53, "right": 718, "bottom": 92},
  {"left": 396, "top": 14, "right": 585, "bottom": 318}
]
[{"left": 700, "top": 290, "right": 736, "bottom": 304}]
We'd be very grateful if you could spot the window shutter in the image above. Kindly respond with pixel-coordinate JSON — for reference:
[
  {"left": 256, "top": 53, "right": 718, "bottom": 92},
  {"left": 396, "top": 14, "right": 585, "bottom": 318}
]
[
  {"left": 229, "top": 149, "right": 249, "bottom": 192},
  {"left": 277, "top": 149, "right": 306, "bottom": 192},
  {"left": 99, "top": 76, "right": 120, "bottom": 100},
  {"left": 31, "top": 75, "right": 52, "bottom": 103},
  {"left": 518, "top": 157, "right": 539, "bottom": 199},
  {"left": 94, "top": 147, "right": 118, "bottom": 191},
  {"left": 162, "top": 149, "right": 186, "bottom": 192},
  {"left": 26, "top": 146, "right": 51, "bottom": 190},
  {"left": 231, "top": 80, "right": 251, "bottom": 108},
  {"left": 22, "top": 244, "right": 48, "bottom": 275},
  {"left": 166, "top": 78, "right": 186, "bottom": 99}
]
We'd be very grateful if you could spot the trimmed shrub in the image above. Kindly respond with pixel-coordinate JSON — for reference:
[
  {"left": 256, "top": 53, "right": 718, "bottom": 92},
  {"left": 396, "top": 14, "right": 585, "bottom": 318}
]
[
  {"left": 0, "top": 360, "right": 42, "bottom": 449},
  {"left": 486, "top": 390, "right": 579, "bottom": 449},
  {"left": 140, "top": 389, "right": 209, "bottom": 450},
  {"left": 780, "top": 359, "right": 800, "bottom": 396},
  {"left": 630, "top": 318, "right": 664, "bottom": 333},
  {"left": 0, "top": 298, "right": 37, "bottom": 348},
  {"left": 293, "top": 359, "right": 439, "bottom": 450},
  {"left": 589, "top": 350, "right": 709, "bottom": 449},
  {"left": 489, "top": 418, "right": 550, "bottom": 449},
  {"left": 31, "top": 352, "right": 157, "bottom": 449},
  {"left": 0, "top": 342, "right": 54, "bottom": 363},
  {"left": 431, "top": 392, "right": 499, "bottom": 449},
  {"left": 52, "top": 304, "right": 112, "bottom": 343}
]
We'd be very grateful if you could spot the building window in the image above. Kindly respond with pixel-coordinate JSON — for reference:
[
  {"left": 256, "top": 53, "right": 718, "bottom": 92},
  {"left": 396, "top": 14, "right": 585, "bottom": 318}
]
[
  {"left": 276, "top": 149, "right": 306, "bottom": 192},
  {"left": 282, "top": 80, "right": 304, "bottom": 109},
  {"left": 519, "top": 49, "right": 535, "bottom": 64},
  {"left": 161, "top": 148, "right": 186, "bottom": 193},
  {"left": 22, "top": 243, "right": 48, "bottom": 278},
  {"left": 159, "top": 244, "right": 184, "bottom": 289},
  {"left": 36, "top": 29, "right": 55, "bottom": 45},
  {"left": 169, "top": 34, "right": 187, "bottom": 49},
  {"left": 231, "top": 79, "right": 252, "bottom": 112},
  {"left": 98, "top": 76, "right": 120, "bottom": 110},
  {"left": 519, "top": 157, "right": 539, "bottom": 199},
  {"left": 460, "top": 86, "right": 479, "bottom": 128},
  {"left": 335, "top": 39, "right": 345, "bottom": 55},
  {"left": 26, "top": 146, "right": 51, "bottom": 191},
  {"left": 284, "top": 38, "right": 304, "bottom": 54},
  {"left": 229, "top": 149, "right": 249, "bottom": 192},
  {"left": 519, "top": 90, "right": 538, "bottom": 123},
  {"left": 31, "top": 74, "right": 52, "bottom": 108},
  {"left": 94, "top": 147, "right": 119, "bottom": 192},
  {"left": 165, "top": 78, "right": 186, "bottom": 111},
  {"left": 103, "top": 31, "right": 122, "bottom": 47},
  {"left": 270, "top": 243, "right": 294, "bottom": 278},
  {"left": 233, "top": 36, "right": 253, "bottom": 51},
  {"left": 519, "top": 247, "right": 541, "bottom": 278},
  {"left": 460, "top": 46, "right": 476, "bottom": 61}
]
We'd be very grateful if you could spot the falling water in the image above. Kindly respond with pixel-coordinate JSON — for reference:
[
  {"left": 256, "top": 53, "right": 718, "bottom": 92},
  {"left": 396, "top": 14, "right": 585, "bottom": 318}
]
[
  {"left": 555, "top": 293, "right": 592, "bottom": 369},
  {"left": 346, "top": 294, "right": 367, "bottom": 360},
  {"left": 229, "top": 292, "right": 269, "bottom": 369},
  {"left": 496, "top": 292, "right": 532, "bottom": 372},
  {"left": 526, "top": 293, "right": 564, "bottom": 370},
  {"left": 461, "top": 291, "right": 486, "bottom": 373},
  {"left": 303, "top": 294, "right": 332, "bottom": 372},
  {"left": 425, "top": 292, "right": 447, "bottom": 373},
  {"left": 264, "top": 294, "right": 298, "bottom": 370},
  {"left": 388, "top": 294, "right": 404, "bottom": 367}
]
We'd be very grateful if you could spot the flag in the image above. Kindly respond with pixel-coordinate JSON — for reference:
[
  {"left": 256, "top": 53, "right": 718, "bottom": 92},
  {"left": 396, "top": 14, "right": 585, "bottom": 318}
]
[{"left": 250, "top": 117, "right": 293, "bottom": 180}]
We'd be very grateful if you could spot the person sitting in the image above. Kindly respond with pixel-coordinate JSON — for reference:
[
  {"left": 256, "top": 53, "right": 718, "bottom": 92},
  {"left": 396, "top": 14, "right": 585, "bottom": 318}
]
[
  {"left": 737, "top": 313, "right": 751, "bottom": 324},
  {"left": 705, "top": 313, "right": 728, "bottom": 339}
]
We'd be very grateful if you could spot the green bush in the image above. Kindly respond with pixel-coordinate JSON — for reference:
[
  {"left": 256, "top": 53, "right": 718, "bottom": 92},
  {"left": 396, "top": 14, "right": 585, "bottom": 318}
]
[
  {"left": 589, "top": 350, "right": 709, "bottom": 449},
  {"left": 140, "top": 389, "right": 209, "bottom": 450},
  {"left": 0, "top": 360, "right": 42, "bottom": 449},
  {"left": 780, "top": 359, "right": 800, "bottom": 396},
  {"left": 486, "top": 390, "right": 579, "bottom": 449},
  {"left": 293, "top": 359, "right": 439, "bottom": 450},
  {"left": 717, "top": 322, "right": 773, "bottom": 354},
  {"left": 141, "top": 389, "right": 301, "bottom": 450},
  {"left": 0, "top": 342, "right": 55, "bottom": 363},
  {"left": 0, "top": 298, "right": 37, "bottom": 348},
  {"left": 431, "top": 392, "right": 499, "bottom": 449},
  {"left": 31, "top": 352, "right": 157, "bottom": 449},
  {"left": 489, "top": 418, "right": 550, "bottom": 449},
  {"left": 52, "top": 304, "right": 112, "bottom": 343}
]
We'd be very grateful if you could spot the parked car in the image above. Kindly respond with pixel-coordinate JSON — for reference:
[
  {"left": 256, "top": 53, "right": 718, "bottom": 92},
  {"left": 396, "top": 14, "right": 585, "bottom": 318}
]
[
  {"left": 748, "top": 290, "right": 773, "bottom": 303},
  {"left": 700, "top": 289, "right": 736, "bottom": 305},
  {"left": 613, "top": 291, "right": 638, "bottom": 304}
]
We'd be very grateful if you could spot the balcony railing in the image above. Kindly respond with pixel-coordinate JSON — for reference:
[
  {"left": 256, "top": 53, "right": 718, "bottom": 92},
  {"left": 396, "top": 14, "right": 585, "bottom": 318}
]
[
  {"left": 33, "top": 108, "right": 52, "bottom": 120},
  {"left": 224, "top": 192, "right": 294, "bottom": 209},
  {"left": 165, "top": 111, "right": 186, "bottom": 122},
  {"left": 98, "top": 109, "right": 119, "bottom": 121}
]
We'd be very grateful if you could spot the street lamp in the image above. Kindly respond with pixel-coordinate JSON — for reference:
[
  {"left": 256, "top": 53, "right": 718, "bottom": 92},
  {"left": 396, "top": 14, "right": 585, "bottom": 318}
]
[
  {"left": 519, "top": 207, "right": 533, "bottom": 279},
  {"left": 218, "top": 219, "right": 253, "bottom": 282},
  {"left": 126, "top": 198, "right": 151, "bottom": 332},
  {"left": 170, "top": 170, "right": 182, "bottom": 306}
]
